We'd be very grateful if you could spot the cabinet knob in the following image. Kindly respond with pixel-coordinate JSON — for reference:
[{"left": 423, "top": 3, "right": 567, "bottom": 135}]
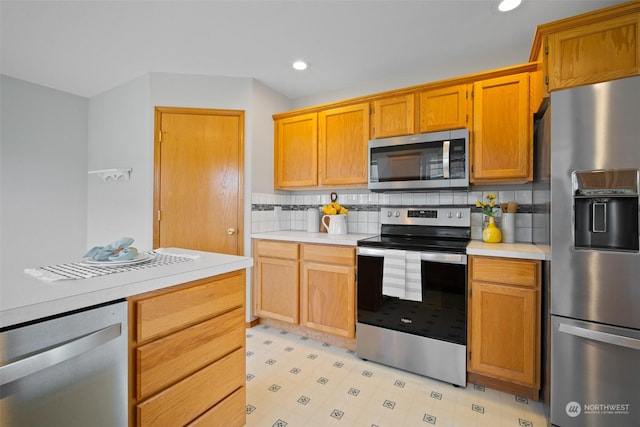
[{"left": 227, "top": 228, "right": 237, "bottom": 235}]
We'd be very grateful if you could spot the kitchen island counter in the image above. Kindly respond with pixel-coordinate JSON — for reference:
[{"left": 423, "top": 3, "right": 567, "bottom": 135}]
[{"left": 0, "top": 248, "right": 252, "bottom": 328}]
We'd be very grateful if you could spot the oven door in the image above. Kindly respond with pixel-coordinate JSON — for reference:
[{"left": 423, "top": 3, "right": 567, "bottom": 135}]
[{"left": 357, "top": 247, "right": 467, "bottom": 345}]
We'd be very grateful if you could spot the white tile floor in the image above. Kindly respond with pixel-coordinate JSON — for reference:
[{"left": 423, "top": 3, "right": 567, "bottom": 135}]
[{"left": 246, "top": 325, "right": 549, "bottom": 427}]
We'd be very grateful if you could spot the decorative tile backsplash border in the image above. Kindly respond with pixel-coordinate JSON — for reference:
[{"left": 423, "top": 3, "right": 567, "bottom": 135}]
[{"left": 251, "top": 188, "right": 550, "bottom": 243}]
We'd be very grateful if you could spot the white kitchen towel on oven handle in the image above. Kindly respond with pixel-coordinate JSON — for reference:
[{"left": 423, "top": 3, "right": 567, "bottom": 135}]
[
  {"left": 382, "top": 249, "right": 406, "bottom": 298},
  {"left": 404, "top": 252, "right": 422, "bottom": 302}
]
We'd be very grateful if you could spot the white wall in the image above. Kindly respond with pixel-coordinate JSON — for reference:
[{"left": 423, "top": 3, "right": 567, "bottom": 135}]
[
  {"left": 250, "top": 80, "right": 291, "bottom": 193},
  {"left": 87, "top": 75, "right": 152, "bottom": 250},
  {"left": 0, "top": 75, "right": 88, "bottom": 279},
  {"left": 291, "top": 47, "right": 526, "bottom": 110}
]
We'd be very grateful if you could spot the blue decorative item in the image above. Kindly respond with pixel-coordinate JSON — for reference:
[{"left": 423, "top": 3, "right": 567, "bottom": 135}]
[
  {"left": 84, "top": 237, "right": 135, "bottom": 261},
  {"left": 108, "top": 247, "right": 138, "bottom": 261}
]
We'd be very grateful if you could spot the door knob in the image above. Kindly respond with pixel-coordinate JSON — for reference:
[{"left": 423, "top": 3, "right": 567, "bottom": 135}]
[{"left": 227, "top": 227, "right": 237, "bottom": 235}]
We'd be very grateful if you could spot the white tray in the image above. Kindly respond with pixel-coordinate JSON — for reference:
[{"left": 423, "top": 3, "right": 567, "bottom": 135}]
[{"left": 80, "top": 253, "right": 154, "bottom": 267}]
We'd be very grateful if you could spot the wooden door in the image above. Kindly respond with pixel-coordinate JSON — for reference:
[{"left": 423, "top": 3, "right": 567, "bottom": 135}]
[
  {"left": 472, "top": 73, "right": 531, "bottom": 183},
  {"left": 371, "top": 94, "right": 415, "bottom": 139},
  {"left": 318, "top": 103, "right": 369, "bottom": 187},
  {"left": 469, "top": 281, "right": 538, "bottom": 387},
  {"left": 274, "top": 113, "right": 318, "bottom": 189},
  {"left": 419, "top": 84, "right": 470, "bottom": 132},
  {"left": 154, "top": 107, "right": 244, "bottom": 255}
]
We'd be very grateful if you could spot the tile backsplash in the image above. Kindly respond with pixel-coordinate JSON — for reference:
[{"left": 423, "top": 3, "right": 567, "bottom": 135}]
[{"left": 251, "top": 188, "right": 550, "bottom": 244}]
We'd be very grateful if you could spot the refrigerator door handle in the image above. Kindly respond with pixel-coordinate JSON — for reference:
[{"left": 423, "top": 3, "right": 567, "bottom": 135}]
[
  {"left": 0, "top": 322, "right": 122, "bottom": 385},
  {"left": 558, "top": 322, "right": 640, "bottom": 350}
]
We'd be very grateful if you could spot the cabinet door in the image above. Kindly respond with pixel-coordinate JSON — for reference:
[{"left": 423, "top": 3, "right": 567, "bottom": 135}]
[
  {"left": 469, "top": 282, "right": 539, "bottom": 387},
  {"left": 318, "top": 103, "right": 369, "bottom": 186},
  {"left": 371, "top": 94, "right": 415, "bottom": 138},
  {"left": 274, "top": 113, "right": 318, "bottom": 188},
  {"left": 300, "top": 262, "right": 355, "bottom": 338},
  {"left": 547, "top": 12, "right": 640, "bottom": 92},
  {"left": 419, "top": 84, "right": 470, "bottom": 133},
  {"left": 472, "top": 73, "right": 531, "bottom": 183},
  {"left": 254, "top": 256, "right": 299, "bottom": 323}
]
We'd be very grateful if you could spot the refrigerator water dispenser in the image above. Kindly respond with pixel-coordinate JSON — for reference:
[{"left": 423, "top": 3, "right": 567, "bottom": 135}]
[{"left": 572, "top": 169, "right": 639, "bottom": 252}]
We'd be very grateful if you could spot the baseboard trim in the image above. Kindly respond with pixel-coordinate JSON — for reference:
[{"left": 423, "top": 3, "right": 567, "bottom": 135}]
[
  {"left": 467, "top": 371, "right": 540, "bottom": 401},
  {"left": 251, "top": 317, "right": 356, "bottom": 351}
]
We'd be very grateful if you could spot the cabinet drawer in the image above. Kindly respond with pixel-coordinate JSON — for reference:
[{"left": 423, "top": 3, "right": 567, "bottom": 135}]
[
  {"left": 136, "top": 348, "right": 245, "bottom": 427},
  {"left": 302, "top": 244, "right": 355, "bottom": 266},
  {"left": 471, "top": 256, "right": 540, "bottom": 288},
  {"left": 255, "top": 240, "right": 299, "bottom": 259},
  {"left": 136, "top": 307, "right": 244, "bottom": 399},
  {"left": 187, "top": 386, "right": 246, "bottom": 427},
  {"left": 134, "top": 271, "right": 245, "bottom": 342}
]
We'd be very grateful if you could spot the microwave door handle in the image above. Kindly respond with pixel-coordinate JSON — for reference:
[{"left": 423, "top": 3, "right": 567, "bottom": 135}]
[{"left": 442, "top": 140, "right": 450, "bottom": 179}]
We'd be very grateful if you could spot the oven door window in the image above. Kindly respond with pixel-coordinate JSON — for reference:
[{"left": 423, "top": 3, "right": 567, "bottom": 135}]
[{"left": 357, "top": 255, "right": 467, "bottom": 345}]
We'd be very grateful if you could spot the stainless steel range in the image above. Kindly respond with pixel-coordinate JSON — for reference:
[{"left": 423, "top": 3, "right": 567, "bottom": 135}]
[{"left": 356, "top": 206, "right": 470, "bottom": 387}]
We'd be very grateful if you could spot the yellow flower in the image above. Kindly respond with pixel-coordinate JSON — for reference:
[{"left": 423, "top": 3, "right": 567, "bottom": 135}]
[
  {"left": 476, "top": 194, "right": 499, "bottom": 217},
  {"left": 322, "top": 201, "right": 348, "bottom": 215}
]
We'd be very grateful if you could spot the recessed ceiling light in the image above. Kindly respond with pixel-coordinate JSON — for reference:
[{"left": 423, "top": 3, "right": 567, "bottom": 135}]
[
  {"left": 293, "top": 60, "right": 308, "bottom": 71},
  {"left": 498, "top": 0, "right": 521, "bottom": 12}
]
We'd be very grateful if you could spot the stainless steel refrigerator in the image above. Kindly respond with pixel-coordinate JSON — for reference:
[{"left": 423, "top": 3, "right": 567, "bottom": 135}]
[{"left": 550, "top": 75, "right": 640, "bottom": 427}]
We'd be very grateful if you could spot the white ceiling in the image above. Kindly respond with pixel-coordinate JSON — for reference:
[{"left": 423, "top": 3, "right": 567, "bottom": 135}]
[{"left": 0, "top": 0, "right": 626, "bottom": 103}]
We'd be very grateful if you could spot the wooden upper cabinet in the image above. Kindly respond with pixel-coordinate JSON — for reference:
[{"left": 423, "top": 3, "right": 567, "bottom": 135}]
[
  {"left": 471, "top": 73, "right": 532, "bottom": 183},
  {"left": 540, "top": 1, "right": 639, "bottom": 92},
  {"left": 274, "top": 113, "right": 318, "bottom": 189},
  {"left": 419, "top": 84, "right": 470, "bottom": 133},
  {"left": 318, "top": 103, "right": 370, "bottom": 186},
  {"left": 371, "top": 94, "right": 415, "bottom": 139}
]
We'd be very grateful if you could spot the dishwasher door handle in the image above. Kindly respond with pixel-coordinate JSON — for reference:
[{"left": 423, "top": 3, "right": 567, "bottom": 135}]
[
  {"left": 0, "top": 323, "right": 122, "bottom": 385},
  {"left": 558, "top": 322, "right": 640, "bottom": 350}
]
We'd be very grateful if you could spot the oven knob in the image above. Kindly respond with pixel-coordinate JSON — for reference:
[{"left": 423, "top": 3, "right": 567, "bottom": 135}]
[
  {"left": 456, "top": 211, "right": 463, "bottom": 218},
  {"left": 394, "top": 210, "right": 400, "bottom": 217},
  {"left": 447, "top": 211, "right": 453, "bottom": 218},
  {"left": 387, "top": 210, "right": 393, "bottom": 217}
]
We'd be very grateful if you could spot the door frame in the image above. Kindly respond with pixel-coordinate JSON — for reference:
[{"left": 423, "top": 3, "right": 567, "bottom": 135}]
[{"left": 152, "top": 106, "right": 245, "bottom": 254}]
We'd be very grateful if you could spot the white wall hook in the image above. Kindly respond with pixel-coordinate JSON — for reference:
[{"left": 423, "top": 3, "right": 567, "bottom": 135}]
[{"left": 88, "top": 168, "right": 132, "bottom": 182}]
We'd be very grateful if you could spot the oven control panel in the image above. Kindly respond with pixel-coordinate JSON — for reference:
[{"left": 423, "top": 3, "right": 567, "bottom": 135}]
[{"left": 381, "top": 207, "right": 470, "bottom": 227}]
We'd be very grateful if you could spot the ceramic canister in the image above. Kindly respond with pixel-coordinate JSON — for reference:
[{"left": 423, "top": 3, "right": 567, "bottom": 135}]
[{"left": 307, "top": 208, "right": 320, "bottom": 233}]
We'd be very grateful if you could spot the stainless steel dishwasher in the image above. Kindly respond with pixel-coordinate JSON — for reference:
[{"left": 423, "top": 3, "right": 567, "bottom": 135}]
[{"left": 1, "top": 300, "right": 128, "bottom": 427}]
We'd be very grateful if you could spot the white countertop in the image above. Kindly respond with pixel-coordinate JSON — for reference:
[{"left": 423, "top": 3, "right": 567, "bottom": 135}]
[
  {"left": 0, "top": 248, "right": 253, "bottom": 329},
  {"left": 467, "top": 241, "right": 551, "bottom": 261},
  {"left": 251, "top": 231, "right": 376, "bottom": 246},
  {"left": 252, "top": 231, "right": 551, "bottom": 261}
]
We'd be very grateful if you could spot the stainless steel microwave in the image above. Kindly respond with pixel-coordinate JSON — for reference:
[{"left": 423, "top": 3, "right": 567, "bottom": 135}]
[{"left": 368, "top": 129, "right": 469, "bottom": 191}]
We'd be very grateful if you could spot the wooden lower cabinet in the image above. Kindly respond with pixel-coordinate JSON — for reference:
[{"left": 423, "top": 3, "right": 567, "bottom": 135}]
[
  {"left": 301, "top": 244, "right": 356, "bottom": 338},
  {"left": 128, "top": 270, "right": 246, "bottom": 427},
  {"left": 253, "top": 240, "right": 299, "bottom": 323},
  {"left": 253, "top": 239, "right": 356, "bottom": 339},
  {"left": 467, "top": 256, "right": 541, "bottom": 400}
]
